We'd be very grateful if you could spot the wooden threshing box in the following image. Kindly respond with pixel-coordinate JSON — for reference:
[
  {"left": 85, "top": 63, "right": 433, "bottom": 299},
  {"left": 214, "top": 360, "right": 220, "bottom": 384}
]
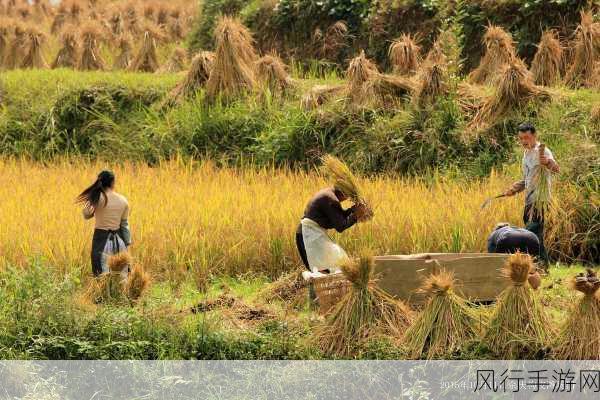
[{"left": 309, "top": 253, "right": 511, "bottom": 312}]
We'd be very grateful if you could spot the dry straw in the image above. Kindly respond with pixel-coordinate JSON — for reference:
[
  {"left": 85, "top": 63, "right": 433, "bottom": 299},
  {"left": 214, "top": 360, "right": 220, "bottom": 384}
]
[
  {"left": 51, "top": 3, "right": 67, "bottom": 34},
  {"left": 469, "top": 25, "right": 518, "bottom": 85},
  {"left": 414, "top": 61, "right": 448, "bottom": 107},
  {"left": 206, "top": 16, "right": 258, "bottom": 101},
  {"left": 125, "top": 263, "right": 151, "bottom": 301},
  {"left": 566, "top": 11, "right": 600, "bottom": 88},
  {"left": 345, "top": 49, "right": 379, "bottom": 107},
  {"left": 531, "top": 30, "right": 563, "bottom": 86},
  {"left": 483, "top": 253, "right": 551, "bottom": 358},
  {"left": 0, "top": 18, "right": 12, "bottom": 66},
  {"left": 592, "top": 102, "right": 600, "bottom": 125},
  {"left": 129, "top": 25, "right": 163, "bottom": 73},
  {"left": 255, "top": 53, "right": 294, "bottom": 96},
  {"left": 160, "top": 46, "right": 188, "bottom": 73},
  {"left": 403, "top": 270, "right": 480, "bottom": 359},
  {"left": 113, "top": 33, "right": 133, "bottom": 70},
  {"left": 4, "top": 22, "right": 26, "bottom": 69},
  {"left": 554, "top": 269, "right": 600, "bottom": 360},
  {"left": 314, "top": 252, "right": 413, "bottom": 357},
  {"left": 389, "top": 34, "right": 421, "bottom": 75},
  {"left": 528, "top": 143, "right": 552, "bottom": 220},
  {"left": 78, "top": 22, "right": 105, "bottom": 71},
  {"left": 471, "top": 60, "right": 551, "bottom": 128},
  {"left": 21, "top": 26, "right": 47, "bottom": 69},
  {"left": 321, "top": 154, "right": 368, "bottom": 208},
  {"left": 300, "top": 84, "right": 345, "bottom": 110},
  {"left": 320, "top": 20, "right": 349, "bottom": 60},
  {"left": 52, "top": 27, "right": 79, "bottom": 69},
  {"left": 168, "top": 50, "right": 215, "bottom": 103}
]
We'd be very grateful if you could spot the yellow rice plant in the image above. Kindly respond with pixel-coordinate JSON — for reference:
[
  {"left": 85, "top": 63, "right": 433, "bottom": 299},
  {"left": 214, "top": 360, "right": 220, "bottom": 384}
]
[{"left": 0, "top": 159, "right": 523, "bottom": 281}]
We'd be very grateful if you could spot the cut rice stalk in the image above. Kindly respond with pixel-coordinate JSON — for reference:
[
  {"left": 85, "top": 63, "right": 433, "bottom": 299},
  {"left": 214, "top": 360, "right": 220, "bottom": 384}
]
[
  {"left": 531, "top": 30, "right": 563, "bottom": 86},
  {"left": 469, "top": 25, "right": 518, "bottom": 85},
  {"left": 389, "top": 34, "right": 421, "bottom": 75}
]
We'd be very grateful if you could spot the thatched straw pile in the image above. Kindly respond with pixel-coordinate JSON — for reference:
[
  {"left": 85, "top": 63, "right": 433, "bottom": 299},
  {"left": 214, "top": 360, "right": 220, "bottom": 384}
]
[
  {"left": 592, "top": 102, "right": 600, "bottom": 125},
  {"left": 160, "top": 46, "right": 187, "bottom": 73},
  {"left": 123, "top": 3, "right": 140, "bottom": 35},
  {"left": 469, "top": 25, "right": 518, "bottom": 85},
  {"left": 531, "top": 30, "right": 563, "bottom": 86},
  {"left": 51, "top": 3, "right": 67, "bottom": 34},
  {"left": 483, "top": 253, "right": 551, "bottom": 358},
  {"left": 403, "top": 270, "right": 480, "bottom": 359},
  {"left": 472, "top": 61, "right": 551, "bottom": 128},
  {"left": 345, "top": 49, "right": 379, "bottom": 107},
  {"left": 78, "top": 22, "right": 105, "bottom": 70},
  {"left": 320, "top": 20, "right": 349, "bottom": 60},
  {"left": 414, "top": 61, "right": 448, "bottom": 107},
  {"left": 301, "top": 84, "right": 345, "bottom": 110},
  {"left": 566, "top": 11, "right": 600, "bottom": 88},
  {"left": 255, "top": 53, "right": 294, "bottom": 96},
  {"left": 314, "top": 252, "right": 413, "bottom": 357},
  {"left": 389, "top": 34, "right": 421, "bottom": 75},
  {"left": 4, "top": 22, "right": 26, "bottom": 69},
  {"left": 0, "top": 19, "right": 12, "bottom": 66},
  {"left": 168, "top": 9, "right": 184, "bottom": 40},
  {"left": 21, "top": 26, "right": 46, "bottom": 69},
  {"left": 113, "top": 33, "right": 133, "bottom": 70},
  {"left": 125, "top": 263, "right": 151, "bottom": 301},
  {"left": 107, "top": 5, "right": 124, "bottom": 37},
  {"left": 167, "top": 50, "right": 215, "bottom": 103},
  {"left": 129, "top": 25, "right": 162, "bottom": 72},
  {"left": 52, "top": 27, "right": 79, "bottom": 69},
  {"left": 206, "top": 16, "right": 258, "bottom": 101},
  {"left": 554, "top": 269, "right": 600, "bottom": 360}
]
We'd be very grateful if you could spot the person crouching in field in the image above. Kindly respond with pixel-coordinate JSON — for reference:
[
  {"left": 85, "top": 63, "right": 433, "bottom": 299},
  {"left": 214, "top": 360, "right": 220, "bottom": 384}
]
[
  {"left": 487, "top": 222, "right": 542, "bottom": 289},
  {"left": 76, "top": 170, "right": 131, "bottom": 276},
  {"left": 503, "top": 123, "right": 559, "bottom": 269},
  {"left": 296, "top": 186, "right": 371, "bottom": 275}
]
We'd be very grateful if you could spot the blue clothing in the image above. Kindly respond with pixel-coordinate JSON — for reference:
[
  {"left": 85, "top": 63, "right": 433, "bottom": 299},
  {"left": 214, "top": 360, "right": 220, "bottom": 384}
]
[{"left": 487, "top": 226, "right": 540, "bottom": 256}]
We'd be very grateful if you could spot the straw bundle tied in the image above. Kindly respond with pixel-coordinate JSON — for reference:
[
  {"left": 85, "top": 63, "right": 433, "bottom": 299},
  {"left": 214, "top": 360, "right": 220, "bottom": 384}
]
[
  {"left": 129, "top": 26, "right": 162, "bottom": 72},
  {"left": 321, "top": 155, "right": 371, "bottom": 215},
  {"left": 389, "top": 34, "right": 421, "bottom": 75},
  {"left": 125, "top": 263, "right": 151, "bottom": 301},
  {"left": 314, "top": 252, "right": 413, "bottom": 357},
  {"left": 414, "top": 61, "right": 448, "bottom": 107},
  {"left": 319, "top": 20, "right": 349, "bottom": 60},
  {"left": 403, "top": 270, "right": 480, "bottom": 359},
  {"left": 531, "top": 30, "right": 563, "bottom": 86},
  {"left": 566, "top": 11, "right": 600, "bottom": 88},
  {"left": 78, "top": 22, "right": 105, "bottom": 71},
  {"left": 160, "top": 46, "right": 188, "bottom": 73},
  {"left": 206, "top": 16, "right": 258, "bottom": 100},
  {"left": 483, "top": 253, "right": 551, "bottom": 358},
  {"left": 255, "top": 53, "right": 294, "bottom": 96},
  {"left": 52, "top": 27, "right": 79, "bottom": 69},
  {"left": 469, "top": 25, "right": 518, "bottom": 85},
  {"left": 167, "top": 50, "right": 215, "bottom": 104},
  {"left": 0, "top": 19, "right": 12, "bottom": 65},
  {"left": 592, "top": 102, "right": 600, "bottom": 125},
  {"left": 345, "top": 49, "right": 379, "bottom": 107},
  {"left": 20, "top": 26, "right": 46, "bottom": 69},
  {"left": 113, "top": 33, "right": 133, "bottom": 70},
  {"left": 471, "top": 61, "right": 551, "bottom": 129},
  {"left": 529, "top": 144, "right": 552, "bottom": 219},
  {"left": 4, "top": 23, "right": 26, "bottom": 69},
  {"left": 554, "top": 269, "right": 600, "bottom": 360}
]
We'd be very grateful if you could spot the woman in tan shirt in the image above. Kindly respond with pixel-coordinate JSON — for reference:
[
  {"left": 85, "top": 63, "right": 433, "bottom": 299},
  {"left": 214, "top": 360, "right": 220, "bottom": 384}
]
[{"left": 76, "top": 170, "right": 132, "bottom": 276}]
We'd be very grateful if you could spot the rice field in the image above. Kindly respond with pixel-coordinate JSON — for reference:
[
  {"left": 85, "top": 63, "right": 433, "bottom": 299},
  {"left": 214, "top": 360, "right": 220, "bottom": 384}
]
[{"left": 0, "top": 158, "right": 523, "bottom": 281}]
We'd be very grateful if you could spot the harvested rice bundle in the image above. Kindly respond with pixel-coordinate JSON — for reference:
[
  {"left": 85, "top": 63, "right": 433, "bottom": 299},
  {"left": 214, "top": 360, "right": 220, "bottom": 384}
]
[
  {"left": 129, "top": 25, "right": 163, "bottom": 72},
  {"left": 261, "top": 271, "right": 306, "bottom": 306},
  {"left": 0, "top": 19, "right": 11, "bottom": 66},
  {"left": 589, "top": 61, "right": 600, "bottom": 88},
  {"left": 314, "top": 252, "right": 413, "bottom": 357},
  {"left": 78, "top": 22, "right": 105, "bottom": 71},
  {"left": 566, "top": 11, "right": 600, "bottom": 88},
  {"left": 168, "top": 9, "right": 184, "bottom": 40},
  {"left": 471, "top": 61, "right": 551, "bottom": 128},
  {"left": 345, "top": 50, "right": 379, "bottom": 107},
  {"left": 113, "top": 33, "right": 133, "bottom": 70},
  {"left": 424, "top": 39, "right": 447, "bottom": 65},
  {"left": 50, "top": 3, "right": 67, "bottom": 34},
  {"left": 107, "top": 5, "right": 124, "bottom": 37},
  {"left": 156, "top": 4, "right": 169, "bottom": 27},
  {"left": 457, "top": 82, "right": 487, "bottom": 117},
  {"left": 483, "top": 253, "right": 551, "bottom": 358},
  {"left": 108, "top": 251, "right": 132, "bottom": 273},
  {"left": 319, "top": 20, "right": 349, "bottom": 60},
  {"left": 67, "top": 0, "right": 82, "bottom": 23},
  {"left": 16, "top": 5, "right": 30, "bottom": 20},
  {"left": 531, "top": 30, "right": 563, "bottom": 86},
  {"left": 255, "top": 53, "right": 294, "bottom": 96},
  {"left": 414, "top": 61, "right": 448, "bottom": 107},
  {"left": 469, "top": 25, "right": 518, "bottom": 85},
  {"left": 300, "top": 84, "right": 345, "bottom": 110},
  {"left": 52, "top": 27, "right": 79, "bottom": 69},
  {"left": 160, "top": 46, "right": 187, "bottom": 73},
  {"left": 528, "top": 143, "right": 552, "bottom": 219},
  {"left": 206, "top": 16, "right": 258, "bottom": 100},
  {"left": 403, "top": 270, "right": 480, "bottom": 359},
  {"left": 554, "top": 269, "right": 600, "bottom": 360},
  {"left": 21, "top": 27, "right": 47, "bottom": 69},
  {"left": 321, "top": 155, "right": 371, "bottom": 214},
  {"left": 592, "top": 102, "right": 600, "bottom": 125},
  {"left": 167, "top": 50, "right": 214, "bottom": 103},
  {"left": 4, "top": 22, "right": 26, "bottom": 69},
  {"left": 125, "top": 263, "right": 151, "bottom": 301},
  {"left": 389, "top": 34, "right": 421, "bottom": 75},
  {"left": 366, "top": 73, "right": 415, "bottom": 106},
  {"left": 123, "top": 2, "right": 140, "bottom": 35}
]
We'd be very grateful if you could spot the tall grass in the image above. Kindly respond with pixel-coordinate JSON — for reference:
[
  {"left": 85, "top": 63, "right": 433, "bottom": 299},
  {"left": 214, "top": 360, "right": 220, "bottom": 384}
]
[{"left": 0, "top": 158, "right": 522, "bottom": 281}]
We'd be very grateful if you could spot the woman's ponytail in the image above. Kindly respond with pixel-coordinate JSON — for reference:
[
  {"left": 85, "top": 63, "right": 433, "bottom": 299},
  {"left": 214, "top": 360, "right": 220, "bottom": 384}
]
[{"left": 76, "top": 170, "right": 115, "bottom": 209}]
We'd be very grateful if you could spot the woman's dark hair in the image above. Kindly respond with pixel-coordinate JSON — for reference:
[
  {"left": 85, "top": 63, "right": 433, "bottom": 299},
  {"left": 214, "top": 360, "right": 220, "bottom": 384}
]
[
  {"left": 76, "top": 170, "right": 115, "bottom": 208},
  {"left": 518, "top": 122, "right": 536, "bottom": 134}
]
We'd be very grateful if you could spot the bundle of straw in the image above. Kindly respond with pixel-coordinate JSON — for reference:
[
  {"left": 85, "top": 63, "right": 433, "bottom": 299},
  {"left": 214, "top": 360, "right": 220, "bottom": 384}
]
[
  {"left": 566, "top": 11, "right": 600, "bottom": 88},
  {"left": 528, "top": 143, "right": 552, "bottom": 221},
  {"left": 112, "top": 33, "right": 133, "bottom": 70},
  {"left": 50, "top": 3, "right": 67, "bottom": 34},
  {"left": 129, "top": 25, "right": 163, "bottom": 73},
  {"left": 52, "top": 27, "right": 79, "bottom": 69},
  {"left": 345, "top": 49, "right": 379, "bottom": 107},
  {"left": 592, "top": 102, "right": 600, "bottom": 125},
  {"left": 255, "top": 53, "right": 294, "bottom": 96},
  {"left": 531, "top": 30, "right": 563, "bottom": 86},
  {"left": 414, "top": 61, "right": 448, "bottom": 108},
  {"left": 4, "top": 23, "right": 26, "bottom": 69},
  {"left": 0, "top": 19, "right": 12, "bottom": 66},
  {"left": 483, "top": 253, "right": 551, "bottom": 358},
  {"left": 471, "top": 61, "right": 551, "bottom": 128},
  {"left": 320, "top": 20, "right": 349, "bottom": 60},
  {"left": 78, "top": 22, "right": 105, "bottom": 71},
  {"left": 206, "top": 16, "right": 258, "bottom": 100},
  {"left": 314, "top": 252, "right": 413, "bottom": 357},
  {"left": 300, "top": 84, "right": 345, "bottom": 110},
  {"left": 125, "top": 263, "right": 151, "bottom": 301},
  {"left": 554, "top": 269, "right": 600, "bottom": 359},
  {"left": 469, "top": 25, "right": 518, "bottom": 85},
  {"left": 403, "top": 270, "right": 480, "bottom": 359},
  {"left": 321, "top": 154, "right": 370, "bottom": 211},
  {"left": 160, "top": 46, "right": 187, "bottom": 73},
  {"left": 167, "top": 50, "right": 215, "bottom": 104},
  {"left": 20, "top": 26, "right": 47, "bottom": 69},
  {"left": 389, "top": 34, "right": 421, "bottom": 75}
]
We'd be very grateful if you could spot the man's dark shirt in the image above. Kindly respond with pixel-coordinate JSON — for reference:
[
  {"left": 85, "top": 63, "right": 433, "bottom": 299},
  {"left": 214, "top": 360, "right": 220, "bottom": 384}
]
[
  {"left": 303, "top": 188, "right": 357, "bottom": 233},
  {"left": 487, "top": 226, "right": 540, "bottom": 256}
]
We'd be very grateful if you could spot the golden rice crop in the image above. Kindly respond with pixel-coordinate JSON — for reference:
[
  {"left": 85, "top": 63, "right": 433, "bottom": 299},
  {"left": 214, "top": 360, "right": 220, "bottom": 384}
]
[{"left": 0, "top": 159, "right": 524, "bottom": 281}]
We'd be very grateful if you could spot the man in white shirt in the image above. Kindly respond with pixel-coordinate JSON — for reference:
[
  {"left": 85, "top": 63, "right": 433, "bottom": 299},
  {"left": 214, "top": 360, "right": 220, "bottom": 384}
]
[{"left": 504, "top": 123, "right": 560, "bottom": 267}]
